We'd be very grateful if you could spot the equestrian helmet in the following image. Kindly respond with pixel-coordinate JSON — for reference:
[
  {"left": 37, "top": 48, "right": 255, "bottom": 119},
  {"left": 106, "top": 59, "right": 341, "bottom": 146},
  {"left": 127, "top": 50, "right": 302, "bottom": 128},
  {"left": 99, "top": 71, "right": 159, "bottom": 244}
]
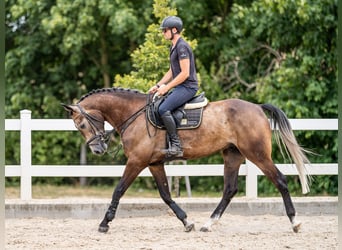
[{"left": 160, "top": 16, "right": 183, "bottom": 33}]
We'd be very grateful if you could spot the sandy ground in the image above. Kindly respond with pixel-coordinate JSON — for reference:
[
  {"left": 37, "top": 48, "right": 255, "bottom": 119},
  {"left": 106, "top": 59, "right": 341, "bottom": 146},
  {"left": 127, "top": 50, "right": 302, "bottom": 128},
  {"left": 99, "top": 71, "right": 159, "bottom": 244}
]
[{"left": 5, "top": 212, "right": 337, "bottom": 250}]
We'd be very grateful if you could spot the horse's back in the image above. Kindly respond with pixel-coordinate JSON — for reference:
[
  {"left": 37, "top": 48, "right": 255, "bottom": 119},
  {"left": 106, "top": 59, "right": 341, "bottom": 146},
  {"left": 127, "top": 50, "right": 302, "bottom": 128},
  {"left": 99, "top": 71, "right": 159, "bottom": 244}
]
[
  {"left": 206, "top": 98, "right": 267, "bottom": 122},
  {"left": 205, "top": 98, "right": 271, "bottom": 139}
]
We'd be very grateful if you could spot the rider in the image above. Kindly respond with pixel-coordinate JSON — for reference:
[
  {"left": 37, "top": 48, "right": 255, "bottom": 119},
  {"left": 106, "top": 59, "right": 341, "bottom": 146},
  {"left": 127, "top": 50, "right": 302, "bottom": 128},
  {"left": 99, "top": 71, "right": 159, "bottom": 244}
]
[{"left": 149, "top": 16, "right": 199, "bottom": 157}]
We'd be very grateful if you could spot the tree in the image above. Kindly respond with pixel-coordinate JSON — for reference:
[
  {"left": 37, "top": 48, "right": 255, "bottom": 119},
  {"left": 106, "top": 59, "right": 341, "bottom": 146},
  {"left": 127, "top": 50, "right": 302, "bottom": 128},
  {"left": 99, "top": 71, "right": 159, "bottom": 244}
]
[
  {"left": 114, "top": 0, "right": 197, "bottom": 92},
  {"left": 5, "top": 0, "right": 153, "bottom": 119}
]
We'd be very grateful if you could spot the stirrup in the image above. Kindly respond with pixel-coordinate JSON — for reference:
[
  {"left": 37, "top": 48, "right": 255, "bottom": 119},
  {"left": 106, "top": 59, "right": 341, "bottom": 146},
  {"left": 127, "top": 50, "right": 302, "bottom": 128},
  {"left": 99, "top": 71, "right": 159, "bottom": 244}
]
[{"left": 162, "top": 148, "right": 183, "bottom": 158}]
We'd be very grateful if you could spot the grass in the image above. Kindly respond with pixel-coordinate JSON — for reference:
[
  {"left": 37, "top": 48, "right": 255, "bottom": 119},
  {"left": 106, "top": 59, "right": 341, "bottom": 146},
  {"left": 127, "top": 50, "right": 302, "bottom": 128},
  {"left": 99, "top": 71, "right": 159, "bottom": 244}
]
[{"left": 5, "top": 184, "right": 223, "bottom": 199}]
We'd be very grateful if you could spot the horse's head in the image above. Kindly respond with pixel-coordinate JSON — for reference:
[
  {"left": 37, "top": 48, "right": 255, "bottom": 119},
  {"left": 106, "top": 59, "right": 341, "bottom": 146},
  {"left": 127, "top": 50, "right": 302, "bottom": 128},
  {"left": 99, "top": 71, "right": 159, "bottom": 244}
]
[{"left": 61, "top": 103, "right": 108, "bottom": 155}]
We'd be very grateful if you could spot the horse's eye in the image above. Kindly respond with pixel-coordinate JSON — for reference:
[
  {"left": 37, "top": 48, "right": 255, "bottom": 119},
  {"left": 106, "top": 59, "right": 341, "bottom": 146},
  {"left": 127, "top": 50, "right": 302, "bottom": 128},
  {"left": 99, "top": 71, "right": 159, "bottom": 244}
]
[{"left": 79, "top": 124, "right": 86, "bottom": 129}]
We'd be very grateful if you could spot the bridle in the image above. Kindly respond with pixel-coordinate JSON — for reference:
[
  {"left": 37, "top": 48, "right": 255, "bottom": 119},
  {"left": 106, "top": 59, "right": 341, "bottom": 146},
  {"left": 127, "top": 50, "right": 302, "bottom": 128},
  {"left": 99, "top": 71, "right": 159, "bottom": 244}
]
[
  {"left": 76, "top": 94, "right": 159, "bottom": 150},
  {"left": 76, "top": 104, "right": 112, "bottom": 146}
]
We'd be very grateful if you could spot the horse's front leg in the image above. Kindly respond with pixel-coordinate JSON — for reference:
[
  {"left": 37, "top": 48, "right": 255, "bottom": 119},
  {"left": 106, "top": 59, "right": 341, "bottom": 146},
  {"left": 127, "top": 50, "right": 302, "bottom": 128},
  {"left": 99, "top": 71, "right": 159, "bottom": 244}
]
[
  {"left": 149, "top": 165, "right": 195, "bottom": 232},
  {"left": 98, "top": 165, "right": 142, "bottom": 233}
]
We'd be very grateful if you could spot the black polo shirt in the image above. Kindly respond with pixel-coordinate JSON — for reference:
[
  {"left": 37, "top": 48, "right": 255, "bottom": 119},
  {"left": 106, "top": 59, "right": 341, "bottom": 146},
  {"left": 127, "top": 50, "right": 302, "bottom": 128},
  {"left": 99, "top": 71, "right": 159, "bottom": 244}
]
[{"left": 169, "top": 38, "right": 198, "bottom": 89}]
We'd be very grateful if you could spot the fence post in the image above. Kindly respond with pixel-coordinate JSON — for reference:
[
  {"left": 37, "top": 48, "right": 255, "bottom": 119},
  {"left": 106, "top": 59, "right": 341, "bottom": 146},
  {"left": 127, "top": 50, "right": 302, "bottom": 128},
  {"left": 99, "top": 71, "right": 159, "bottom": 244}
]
[
  {"left": 20, "top": 110, "right": 32, "bottom": 200},
  {"left": 245, "top": 160, "right": 258, "bottom": 198}
]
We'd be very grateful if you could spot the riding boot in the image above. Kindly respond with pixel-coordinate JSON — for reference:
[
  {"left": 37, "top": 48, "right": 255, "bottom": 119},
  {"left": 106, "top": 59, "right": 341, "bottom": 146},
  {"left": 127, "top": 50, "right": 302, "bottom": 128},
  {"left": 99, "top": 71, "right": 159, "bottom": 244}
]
[{"left": 160, "top": 111, "right": 183, "bottom": 157}]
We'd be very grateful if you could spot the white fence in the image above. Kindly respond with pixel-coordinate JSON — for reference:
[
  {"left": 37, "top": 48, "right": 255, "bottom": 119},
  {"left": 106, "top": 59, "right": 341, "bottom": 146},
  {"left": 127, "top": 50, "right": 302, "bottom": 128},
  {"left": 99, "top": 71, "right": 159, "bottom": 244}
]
[{"left": 5, "top": 110, "right": 338, "bottom": 200}]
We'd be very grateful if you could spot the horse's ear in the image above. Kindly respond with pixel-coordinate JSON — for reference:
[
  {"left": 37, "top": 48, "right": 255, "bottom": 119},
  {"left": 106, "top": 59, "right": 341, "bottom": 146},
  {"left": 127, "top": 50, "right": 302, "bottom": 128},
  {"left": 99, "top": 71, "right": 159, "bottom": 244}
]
[{"left": 61, "top": 103, "right": 77, "bottom": 115}]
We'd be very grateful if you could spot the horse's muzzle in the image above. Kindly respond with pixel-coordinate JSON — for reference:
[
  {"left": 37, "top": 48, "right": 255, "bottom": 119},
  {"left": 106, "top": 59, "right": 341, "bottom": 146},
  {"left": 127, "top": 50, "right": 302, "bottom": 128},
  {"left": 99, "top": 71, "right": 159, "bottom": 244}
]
[
  {"left": 86, "top": 134, "right": 108, "bottom": 155},
  {"left": 89, "top": 141, "right": 108, "bottom": 155}
]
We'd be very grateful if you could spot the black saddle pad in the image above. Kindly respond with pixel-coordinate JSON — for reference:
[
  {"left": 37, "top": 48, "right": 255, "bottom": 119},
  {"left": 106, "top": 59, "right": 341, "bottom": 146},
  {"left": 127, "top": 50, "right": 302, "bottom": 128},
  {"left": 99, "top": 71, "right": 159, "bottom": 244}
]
[{"left": 147, "top": 93, "right": 206, "bottom": 130}]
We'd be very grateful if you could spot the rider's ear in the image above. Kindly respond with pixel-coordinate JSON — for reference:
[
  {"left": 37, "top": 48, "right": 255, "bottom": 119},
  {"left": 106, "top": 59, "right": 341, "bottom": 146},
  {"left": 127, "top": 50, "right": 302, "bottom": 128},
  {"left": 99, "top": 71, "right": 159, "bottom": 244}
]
[{"left": 61, "top": 103, "right": 77, "bottom": 115}]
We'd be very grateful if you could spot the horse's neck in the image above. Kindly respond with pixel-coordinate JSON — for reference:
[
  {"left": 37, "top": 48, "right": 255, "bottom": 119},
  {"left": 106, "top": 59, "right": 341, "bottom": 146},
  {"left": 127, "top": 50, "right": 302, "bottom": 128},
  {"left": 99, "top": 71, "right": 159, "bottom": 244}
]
[{"left": 87, "top": 94, "right": 146, "bottom": 130}]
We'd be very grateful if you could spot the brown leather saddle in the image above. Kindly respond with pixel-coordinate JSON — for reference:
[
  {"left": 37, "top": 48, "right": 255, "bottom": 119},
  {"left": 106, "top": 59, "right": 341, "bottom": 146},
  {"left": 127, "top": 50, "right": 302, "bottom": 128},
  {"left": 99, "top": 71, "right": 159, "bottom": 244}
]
[{"left": 147, "top": 92, "right": 208, "bottom": 130}]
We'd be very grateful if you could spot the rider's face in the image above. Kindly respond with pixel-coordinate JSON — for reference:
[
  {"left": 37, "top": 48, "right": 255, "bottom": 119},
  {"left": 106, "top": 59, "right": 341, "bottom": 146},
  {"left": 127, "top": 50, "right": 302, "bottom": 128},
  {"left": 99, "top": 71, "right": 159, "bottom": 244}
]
[{"left": 162, "top": 28, "right": 174, "bottom": 40}]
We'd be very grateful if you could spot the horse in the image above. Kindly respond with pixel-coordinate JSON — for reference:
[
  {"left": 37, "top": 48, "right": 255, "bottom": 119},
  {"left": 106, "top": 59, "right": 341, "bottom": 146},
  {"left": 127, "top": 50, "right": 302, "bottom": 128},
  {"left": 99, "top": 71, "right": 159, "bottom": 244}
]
[{"left": 62, "top": 87, "right": 311, "bottom": 233}]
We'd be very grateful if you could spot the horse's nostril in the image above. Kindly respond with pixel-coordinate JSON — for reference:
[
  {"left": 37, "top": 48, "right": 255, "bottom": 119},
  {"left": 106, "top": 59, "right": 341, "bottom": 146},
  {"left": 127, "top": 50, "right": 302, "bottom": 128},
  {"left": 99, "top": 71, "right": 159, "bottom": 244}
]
[{"left": 93, "top": 149, "right": 103, "bottom": 155}]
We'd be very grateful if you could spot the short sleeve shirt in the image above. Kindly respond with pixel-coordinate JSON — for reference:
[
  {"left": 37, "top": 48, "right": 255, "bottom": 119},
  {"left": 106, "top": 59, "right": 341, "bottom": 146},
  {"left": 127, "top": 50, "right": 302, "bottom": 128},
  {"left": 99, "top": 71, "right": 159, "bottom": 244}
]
[{"left": 169, "top": 38, "right": 198, "bottom": 90}]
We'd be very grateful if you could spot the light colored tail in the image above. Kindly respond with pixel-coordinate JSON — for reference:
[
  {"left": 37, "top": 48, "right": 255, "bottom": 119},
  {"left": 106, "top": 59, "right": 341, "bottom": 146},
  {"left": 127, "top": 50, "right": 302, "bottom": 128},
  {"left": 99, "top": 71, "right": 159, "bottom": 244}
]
[{"left": 261, "top": 104, "right": 311, "bottom": 194}]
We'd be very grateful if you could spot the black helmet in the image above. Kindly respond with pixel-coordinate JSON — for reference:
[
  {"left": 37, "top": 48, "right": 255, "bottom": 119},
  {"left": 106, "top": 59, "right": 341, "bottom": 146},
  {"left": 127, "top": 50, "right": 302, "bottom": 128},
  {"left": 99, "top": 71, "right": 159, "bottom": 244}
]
[{"left": 160, "top": 16, "right": 183, "bottom": 33}]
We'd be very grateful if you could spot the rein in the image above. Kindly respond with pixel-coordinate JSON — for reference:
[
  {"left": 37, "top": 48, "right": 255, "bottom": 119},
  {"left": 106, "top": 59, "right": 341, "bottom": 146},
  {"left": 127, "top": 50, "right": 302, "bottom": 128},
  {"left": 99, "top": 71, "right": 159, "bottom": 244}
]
[
  {"left": 117, "top": 94, "right": 158, "bottom": 136},
  {"left": 118, "top": 104, "right": 149, "bottom": 135}
]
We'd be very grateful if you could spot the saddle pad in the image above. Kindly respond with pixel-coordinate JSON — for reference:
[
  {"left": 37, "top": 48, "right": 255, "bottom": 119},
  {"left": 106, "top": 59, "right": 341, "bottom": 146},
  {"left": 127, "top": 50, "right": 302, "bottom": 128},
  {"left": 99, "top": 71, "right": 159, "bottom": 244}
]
[{"left": 147, "top": 107, "right": 204, "bottom": 130}]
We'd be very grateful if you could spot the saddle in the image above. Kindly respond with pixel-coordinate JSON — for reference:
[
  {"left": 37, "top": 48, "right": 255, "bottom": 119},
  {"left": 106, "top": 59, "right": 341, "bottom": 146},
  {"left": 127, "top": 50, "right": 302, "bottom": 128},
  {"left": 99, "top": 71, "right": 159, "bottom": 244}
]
[{"left": 147, "top": 92, "right": 208, "bottom": 130}]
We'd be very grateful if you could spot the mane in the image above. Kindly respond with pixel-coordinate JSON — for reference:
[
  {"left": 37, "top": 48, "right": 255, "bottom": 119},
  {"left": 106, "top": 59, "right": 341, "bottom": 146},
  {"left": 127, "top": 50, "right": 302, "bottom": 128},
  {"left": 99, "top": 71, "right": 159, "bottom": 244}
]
[{"left": 77, "top": 87, "right": 145, "bottom": 104}]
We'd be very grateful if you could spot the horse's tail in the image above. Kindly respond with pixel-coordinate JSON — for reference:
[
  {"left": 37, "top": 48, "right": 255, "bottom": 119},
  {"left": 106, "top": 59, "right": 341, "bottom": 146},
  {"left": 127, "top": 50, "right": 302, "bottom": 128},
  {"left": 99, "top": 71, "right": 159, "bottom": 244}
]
[{"left": 261, "top": 103, "right": 311, "bottom": 194}]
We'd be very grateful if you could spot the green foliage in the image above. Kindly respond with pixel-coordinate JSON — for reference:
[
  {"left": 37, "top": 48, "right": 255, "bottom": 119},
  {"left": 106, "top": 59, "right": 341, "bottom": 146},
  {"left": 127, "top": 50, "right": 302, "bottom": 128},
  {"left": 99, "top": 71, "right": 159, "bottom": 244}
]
[
  {"left": 5, "top": 0, "right": 153, "bottom": 120},
  {"left": 254, "top": 0, "right": 337, "bottom": 116},
  {"left": 114, "top": 0, "right": 197, "bottom": 92}
]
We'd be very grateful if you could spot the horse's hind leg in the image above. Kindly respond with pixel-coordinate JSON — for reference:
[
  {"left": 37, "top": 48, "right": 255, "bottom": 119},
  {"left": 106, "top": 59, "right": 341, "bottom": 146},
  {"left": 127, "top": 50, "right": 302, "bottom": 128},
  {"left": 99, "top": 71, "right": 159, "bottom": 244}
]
[
  {"left": 149, "top": 164, "right": 195, "bottom": 232},
  {"left": 262, "top": 163, "right": 301, "bottom": 232},
  {"left": 238, "top": 118, "right": 301, "bottom": 232},
  {"left": 200, "top": 145, "right": 244, "bottom": 232},
  {"left": 250, "top": 155, "right": 301, "bottom": 232}
]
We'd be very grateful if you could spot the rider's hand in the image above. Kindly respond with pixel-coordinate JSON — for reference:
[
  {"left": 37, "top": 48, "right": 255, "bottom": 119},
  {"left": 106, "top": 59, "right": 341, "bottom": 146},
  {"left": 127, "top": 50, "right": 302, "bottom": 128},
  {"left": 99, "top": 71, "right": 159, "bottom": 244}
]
[
  {"left": 148, "top": 85, "right": 159, "bottom": 94},
  {"left": 157, "top": 84, "right": 168, "bottom": 96}
]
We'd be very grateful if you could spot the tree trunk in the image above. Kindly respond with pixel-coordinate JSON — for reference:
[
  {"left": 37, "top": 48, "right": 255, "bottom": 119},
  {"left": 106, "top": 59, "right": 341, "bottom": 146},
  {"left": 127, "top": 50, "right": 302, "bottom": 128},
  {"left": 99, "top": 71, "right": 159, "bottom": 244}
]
[{"left": 101, "top": 34, "right": 110, "bottom": 88}]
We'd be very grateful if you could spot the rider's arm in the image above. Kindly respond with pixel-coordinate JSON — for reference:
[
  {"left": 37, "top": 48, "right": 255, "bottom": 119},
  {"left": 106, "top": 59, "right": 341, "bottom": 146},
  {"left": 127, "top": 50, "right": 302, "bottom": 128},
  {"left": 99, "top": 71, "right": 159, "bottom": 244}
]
[
  {"left": 156, "top": 68, "right": 173, "bottom": 87},
  {"left": 165, "top": 58, "right": 189, "bottom": 89},
  {"left": 157, "top": 59, "right": 190, "bottom": 95},
  {"left": 148, "top": 68, "right": 173, "bottom": 94}
]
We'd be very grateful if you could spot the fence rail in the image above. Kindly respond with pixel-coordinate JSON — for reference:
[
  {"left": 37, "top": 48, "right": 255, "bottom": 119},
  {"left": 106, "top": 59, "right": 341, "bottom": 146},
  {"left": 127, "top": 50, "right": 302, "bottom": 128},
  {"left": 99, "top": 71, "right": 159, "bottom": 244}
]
[{"left": 5, "top": 110, "right": 338, "bottom": 200}]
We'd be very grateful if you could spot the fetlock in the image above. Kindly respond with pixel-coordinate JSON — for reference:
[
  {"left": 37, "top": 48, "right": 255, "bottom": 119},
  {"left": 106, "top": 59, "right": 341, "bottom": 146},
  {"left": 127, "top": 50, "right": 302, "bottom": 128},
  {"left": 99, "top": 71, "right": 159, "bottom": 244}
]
[
  {"left": 106, "top": 210, "right": 115, "bottom": 221},
  {"left": 106, "top": 201, "right": 118, "bottom": 221}
]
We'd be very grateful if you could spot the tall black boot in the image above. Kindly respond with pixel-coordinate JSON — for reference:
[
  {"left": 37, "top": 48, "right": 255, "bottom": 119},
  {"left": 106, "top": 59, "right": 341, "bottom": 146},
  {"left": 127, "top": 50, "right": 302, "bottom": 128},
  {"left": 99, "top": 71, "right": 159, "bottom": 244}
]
[{"left": 160, "top": 111, "right": 183, "bottom": 157}]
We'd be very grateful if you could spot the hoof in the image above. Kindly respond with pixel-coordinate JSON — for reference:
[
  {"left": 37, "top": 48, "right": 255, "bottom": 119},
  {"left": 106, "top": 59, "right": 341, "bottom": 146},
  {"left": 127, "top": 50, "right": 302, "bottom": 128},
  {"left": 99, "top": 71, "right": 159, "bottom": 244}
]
[
  {"left": 184, "top": 222, "right": 195, "bottom": 232},
  {"left": 200, "top": 227, "right": 210, "bottom": 232},
  {"left": 292, "top": 221, "right": 301, "bottom": 233},
  {"left": 98, "top": 225, "right": 109, "bottom": 233}
]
